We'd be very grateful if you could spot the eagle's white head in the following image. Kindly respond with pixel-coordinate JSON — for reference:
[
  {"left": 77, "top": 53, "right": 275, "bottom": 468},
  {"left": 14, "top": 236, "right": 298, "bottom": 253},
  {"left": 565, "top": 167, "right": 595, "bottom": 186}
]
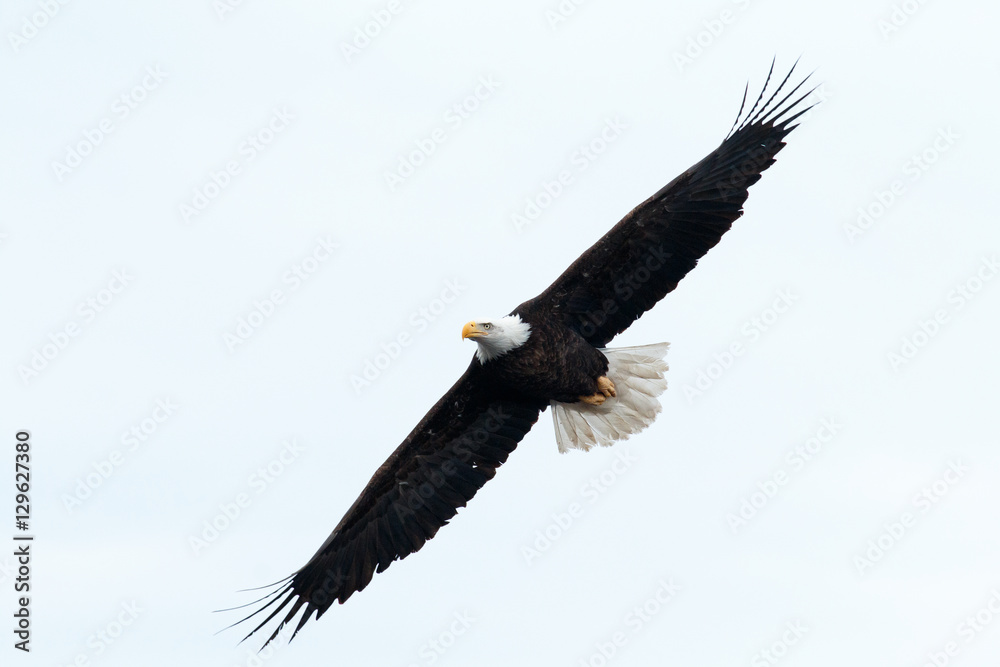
[{"left": 461, "top": 314, "right": 532, "bottom": 363}]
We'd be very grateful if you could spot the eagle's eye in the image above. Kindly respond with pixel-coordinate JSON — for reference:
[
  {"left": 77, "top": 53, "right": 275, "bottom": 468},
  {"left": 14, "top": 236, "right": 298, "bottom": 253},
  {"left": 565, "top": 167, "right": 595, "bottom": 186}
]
[{"left": 483, "top": 323, "right": 492, "bottom": 330}]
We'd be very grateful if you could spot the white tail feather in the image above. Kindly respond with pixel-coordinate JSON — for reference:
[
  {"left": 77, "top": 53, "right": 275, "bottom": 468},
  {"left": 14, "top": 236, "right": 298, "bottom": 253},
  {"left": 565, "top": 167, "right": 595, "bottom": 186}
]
[{"left": 550, "top": 342, "right": 670, "bottom": 453}]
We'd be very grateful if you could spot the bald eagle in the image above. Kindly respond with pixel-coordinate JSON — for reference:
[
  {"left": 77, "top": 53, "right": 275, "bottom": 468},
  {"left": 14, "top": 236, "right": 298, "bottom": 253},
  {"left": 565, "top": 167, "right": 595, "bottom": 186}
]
[{"left": 235, "top": 62, "right": 816, "bottom": 646}]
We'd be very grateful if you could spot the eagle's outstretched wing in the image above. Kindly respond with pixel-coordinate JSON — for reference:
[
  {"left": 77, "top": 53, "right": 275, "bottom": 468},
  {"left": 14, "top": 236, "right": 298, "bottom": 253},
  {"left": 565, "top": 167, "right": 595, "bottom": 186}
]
[
  {"left": 234, "top": 361, "right": 545, "bottom": 646},
  {"left": 523, "top": 60, "right": 817, "bottom": 347}
]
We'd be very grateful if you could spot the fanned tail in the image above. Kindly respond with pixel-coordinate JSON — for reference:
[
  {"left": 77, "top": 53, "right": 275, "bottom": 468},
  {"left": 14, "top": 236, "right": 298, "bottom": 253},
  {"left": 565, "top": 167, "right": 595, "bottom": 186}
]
[{"left": 551, "top": 343, "right": 669, "bottom": 453}]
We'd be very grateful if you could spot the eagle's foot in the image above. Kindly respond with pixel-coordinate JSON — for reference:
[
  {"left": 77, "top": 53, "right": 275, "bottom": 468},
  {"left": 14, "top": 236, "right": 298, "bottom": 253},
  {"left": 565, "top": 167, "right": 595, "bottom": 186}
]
[{"left": 579, "top": 377, "right": 615, "bottom": 406}]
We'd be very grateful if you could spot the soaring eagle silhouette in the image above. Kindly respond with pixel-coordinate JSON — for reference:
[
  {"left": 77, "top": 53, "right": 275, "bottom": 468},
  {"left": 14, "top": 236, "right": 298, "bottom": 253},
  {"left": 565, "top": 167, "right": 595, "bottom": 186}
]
[{"left": 235, "top": 61, "right": 816, "bottom": 646}]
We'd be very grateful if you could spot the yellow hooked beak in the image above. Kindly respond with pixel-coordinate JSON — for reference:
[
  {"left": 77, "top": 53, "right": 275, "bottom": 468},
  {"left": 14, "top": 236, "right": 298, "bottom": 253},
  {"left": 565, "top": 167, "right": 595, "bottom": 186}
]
[{"left": 462, "top": 321, "right": 487, "bottom": 339}]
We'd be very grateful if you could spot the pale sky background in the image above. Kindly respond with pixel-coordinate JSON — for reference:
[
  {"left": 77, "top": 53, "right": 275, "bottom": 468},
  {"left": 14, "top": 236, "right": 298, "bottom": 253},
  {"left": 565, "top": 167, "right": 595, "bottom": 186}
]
[{"left": 2, "top": 1, "right": 1000, "bottom": 665}]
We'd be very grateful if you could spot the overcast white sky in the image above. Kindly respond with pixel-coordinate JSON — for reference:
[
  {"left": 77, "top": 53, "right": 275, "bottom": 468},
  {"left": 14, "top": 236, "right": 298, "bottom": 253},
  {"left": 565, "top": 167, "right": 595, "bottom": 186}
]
[{"left": 2, "top": 1, "right": 999, "bottom": 665}]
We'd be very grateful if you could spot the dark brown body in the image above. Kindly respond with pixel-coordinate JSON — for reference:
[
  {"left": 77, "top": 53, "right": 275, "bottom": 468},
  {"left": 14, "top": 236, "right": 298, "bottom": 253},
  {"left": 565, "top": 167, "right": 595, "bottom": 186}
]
[{"left": 479, "top": 307, "right": 609, "bottom": 403}]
